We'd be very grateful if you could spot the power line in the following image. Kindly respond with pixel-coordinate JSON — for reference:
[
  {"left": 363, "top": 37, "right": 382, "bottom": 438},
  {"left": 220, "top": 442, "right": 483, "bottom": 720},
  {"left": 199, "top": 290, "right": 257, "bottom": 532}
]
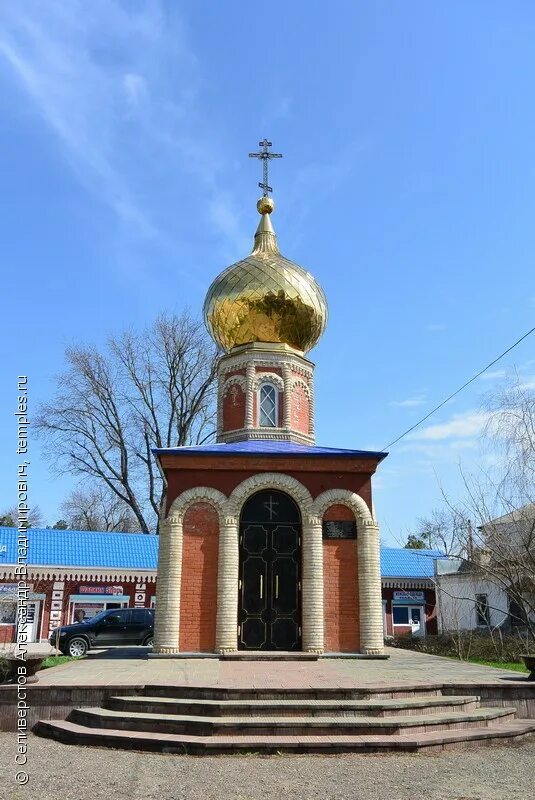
[{"left": 382, "top": 325, "right": 535, "bottom": 450}]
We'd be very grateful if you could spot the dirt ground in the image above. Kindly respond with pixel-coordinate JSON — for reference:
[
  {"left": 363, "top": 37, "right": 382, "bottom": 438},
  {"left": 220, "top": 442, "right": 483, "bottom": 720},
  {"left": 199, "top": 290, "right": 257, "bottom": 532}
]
[{"left": 2, "top": 733, "right": 534, "bottom": 800}]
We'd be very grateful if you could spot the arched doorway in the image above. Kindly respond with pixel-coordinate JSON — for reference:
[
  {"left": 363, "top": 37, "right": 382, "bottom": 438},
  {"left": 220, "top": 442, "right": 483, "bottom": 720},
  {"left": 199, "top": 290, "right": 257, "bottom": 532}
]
[{"left": 238, "top": 489, "right": 301, "bottom": 651}]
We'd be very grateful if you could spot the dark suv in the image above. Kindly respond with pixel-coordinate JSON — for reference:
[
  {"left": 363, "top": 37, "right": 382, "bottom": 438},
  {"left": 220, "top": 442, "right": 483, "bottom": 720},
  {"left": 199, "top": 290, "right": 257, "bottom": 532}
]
[{"left": 49, "top": 607, "right": 155, "bottom": 657}]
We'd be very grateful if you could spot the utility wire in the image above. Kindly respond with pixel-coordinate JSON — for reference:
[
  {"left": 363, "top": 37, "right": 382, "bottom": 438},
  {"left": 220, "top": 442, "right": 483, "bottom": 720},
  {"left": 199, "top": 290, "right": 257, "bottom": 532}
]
[{"left": 382, "top": 326, "right": 535, "bottom": 450}]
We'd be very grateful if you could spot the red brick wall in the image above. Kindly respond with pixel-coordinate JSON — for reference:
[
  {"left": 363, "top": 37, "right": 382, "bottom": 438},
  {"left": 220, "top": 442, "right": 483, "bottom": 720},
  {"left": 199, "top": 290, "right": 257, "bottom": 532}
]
[
  {"left": 222, "top": 384, "right": 246, "bottom": 432},
  {"left": 165, "top": 461, "right": 376, "bottom": 515},
  {"left": 290, "top": 384, "right": 309, "bottom": 434},
  {"left": 322, "top": 504, "right": 359, "bottom": 652},
  {"left": 179, "top": 503, "right": 219, "bottom": 652}
]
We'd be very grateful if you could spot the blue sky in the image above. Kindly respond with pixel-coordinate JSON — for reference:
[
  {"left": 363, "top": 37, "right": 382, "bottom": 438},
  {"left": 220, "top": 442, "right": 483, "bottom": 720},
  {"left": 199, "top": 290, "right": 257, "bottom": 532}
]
[{"left": 1, "top": 1, "right": 534, "bottom": 543}]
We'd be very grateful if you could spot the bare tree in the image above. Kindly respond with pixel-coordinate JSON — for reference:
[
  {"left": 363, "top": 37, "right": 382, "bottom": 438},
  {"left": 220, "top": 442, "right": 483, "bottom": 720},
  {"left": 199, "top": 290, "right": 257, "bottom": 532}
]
[
  {"left": 414, "top": 507, "right": 466, "bottom": 556},
  {"left": 60, "top": 484, "right": 143, "bottom": 532},
  {"left": 431, "top": 374, "right": 535, "bottom": 646},
  {"left": 0, "top": 505, "right": 44, "bottom": 528},
  {"left": 36, "top": 312, "right": 218, "bottom": 533}
]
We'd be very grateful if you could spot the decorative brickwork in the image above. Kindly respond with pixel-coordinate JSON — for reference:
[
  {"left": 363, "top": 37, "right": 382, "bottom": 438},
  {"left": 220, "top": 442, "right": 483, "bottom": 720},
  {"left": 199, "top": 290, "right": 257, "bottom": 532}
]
[
  {"left": 222, "top": 383, "right": 246, "bottom": 432},
  {"left": 154, "top": 472, "right": 384, "bottom": 656},
  {"left": 290, "top": 382, "right": 310, "bottom": 435},
  {"left": 216, "top": 343, "right": 315, "bottom": 444},
  {"left": 179, "top": 503, "right": 219, "bottom": 652}
]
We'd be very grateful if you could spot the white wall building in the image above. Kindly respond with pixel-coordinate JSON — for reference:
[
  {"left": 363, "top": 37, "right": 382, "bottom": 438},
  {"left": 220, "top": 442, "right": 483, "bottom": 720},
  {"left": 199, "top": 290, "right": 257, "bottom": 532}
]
[{"left": 435, "top": 558, "right": 515, "bottom": 633}]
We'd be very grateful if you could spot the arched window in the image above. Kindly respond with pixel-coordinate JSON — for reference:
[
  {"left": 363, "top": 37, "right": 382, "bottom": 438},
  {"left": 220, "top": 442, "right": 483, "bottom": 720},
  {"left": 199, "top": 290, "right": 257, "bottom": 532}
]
[{"left": 259, "top": 382, "right": 278, "bottom": 427}]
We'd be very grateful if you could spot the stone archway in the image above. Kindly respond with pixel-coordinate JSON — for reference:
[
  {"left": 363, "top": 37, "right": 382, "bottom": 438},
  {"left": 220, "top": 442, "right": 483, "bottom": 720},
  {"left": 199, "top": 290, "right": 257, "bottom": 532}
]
[{"left": 217, "top": 473, "right": 321, "bottom": 653}]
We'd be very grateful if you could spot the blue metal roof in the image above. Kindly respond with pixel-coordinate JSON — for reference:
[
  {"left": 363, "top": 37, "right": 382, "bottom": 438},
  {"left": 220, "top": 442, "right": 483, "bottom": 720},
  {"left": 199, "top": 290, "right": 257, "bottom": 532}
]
[
  {"left": 0, "top": 527, "right": 158, "bottom": 570},
  {"left": 154, "top": 440, "right": 387, "bottom": 459},
  {"left": 380, "top": 547, "right": 443, "bottom": 579},
  {"left": 0, "top": 527, "right": 440, "bottom": 579}
]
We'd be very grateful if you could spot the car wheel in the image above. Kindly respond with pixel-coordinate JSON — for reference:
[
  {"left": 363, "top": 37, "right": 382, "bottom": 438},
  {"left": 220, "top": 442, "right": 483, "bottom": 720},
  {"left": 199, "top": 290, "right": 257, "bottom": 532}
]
[
  {"left": 143, "top": 636, "right": 154, "bottom": 648},
  {"left": 66, "top": 637, "right": 88, "bottom": 658}
]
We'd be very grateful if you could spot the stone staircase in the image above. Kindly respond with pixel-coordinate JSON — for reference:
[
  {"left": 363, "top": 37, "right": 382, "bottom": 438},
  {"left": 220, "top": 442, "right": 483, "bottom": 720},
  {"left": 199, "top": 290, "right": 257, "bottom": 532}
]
[{"left": 35, "top": 684, "right": 535, "bottom": 754}]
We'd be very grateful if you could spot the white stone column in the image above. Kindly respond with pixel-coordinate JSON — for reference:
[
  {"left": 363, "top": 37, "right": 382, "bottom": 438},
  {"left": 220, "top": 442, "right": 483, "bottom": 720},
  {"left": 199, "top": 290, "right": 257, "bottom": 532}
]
[
  {"left": 282, "top": 364, "right": 291, "bottom": 430},
  {"left": 215, "top": 515, "right": 239, "bottom": 653},
  {"left": 153, "top": 514, "right": 183, "bottom": 653},
  {"left": 308, "top": 373, "right": 315, "bottom": 439},
  {"left": 357, "top": 520, "right": 384, "bottom": 655},
  {"left": 301, "top": 516, "right": 324, "bottom": 653},
  {"left": 245, "top": 363, "right": 255, "bottom": 429}
]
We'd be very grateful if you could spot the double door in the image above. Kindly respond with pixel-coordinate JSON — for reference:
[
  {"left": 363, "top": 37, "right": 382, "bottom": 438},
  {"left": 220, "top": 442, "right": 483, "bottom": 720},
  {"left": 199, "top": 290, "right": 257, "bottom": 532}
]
[{"left": 238, "top": 521, "right": 300, "bottom": 651}]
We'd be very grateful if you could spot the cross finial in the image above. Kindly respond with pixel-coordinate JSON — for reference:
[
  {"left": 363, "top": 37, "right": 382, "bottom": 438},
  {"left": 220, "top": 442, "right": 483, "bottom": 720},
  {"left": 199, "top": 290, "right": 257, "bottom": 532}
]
[{"left": 248, "top": 138, "right": 283, "bottom": 196}]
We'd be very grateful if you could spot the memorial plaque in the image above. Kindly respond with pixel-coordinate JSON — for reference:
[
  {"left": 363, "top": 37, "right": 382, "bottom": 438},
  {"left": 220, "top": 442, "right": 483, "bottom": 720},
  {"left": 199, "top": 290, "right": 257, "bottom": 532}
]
[{"left": 322, "top": 521, "right": 357, "bottom": 539}]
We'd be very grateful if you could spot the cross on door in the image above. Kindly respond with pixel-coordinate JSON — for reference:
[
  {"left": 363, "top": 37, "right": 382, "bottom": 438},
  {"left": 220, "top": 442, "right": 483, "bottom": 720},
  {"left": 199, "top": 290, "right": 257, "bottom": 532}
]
[{"left": 263, "top": 495, "right": 279, "bottom": 520}]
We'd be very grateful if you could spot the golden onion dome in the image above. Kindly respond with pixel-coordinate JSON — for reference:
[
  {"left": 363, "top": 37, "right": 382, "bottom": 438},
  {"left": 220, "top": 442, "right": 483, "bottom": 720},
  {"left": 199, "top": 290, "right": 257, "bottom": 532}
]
[{"left": 203, "top": 198, "right": 328, "bottom": 353}]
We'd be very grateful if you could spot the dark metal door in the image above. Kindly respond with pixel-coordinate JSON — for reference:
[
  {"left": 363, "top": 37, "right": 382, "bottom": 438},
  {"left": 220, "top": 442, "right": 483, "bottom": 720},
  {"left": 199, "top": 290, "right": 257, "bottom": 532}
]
[{"left": 238, "top": 491, "right": 301, "bottom": 651}]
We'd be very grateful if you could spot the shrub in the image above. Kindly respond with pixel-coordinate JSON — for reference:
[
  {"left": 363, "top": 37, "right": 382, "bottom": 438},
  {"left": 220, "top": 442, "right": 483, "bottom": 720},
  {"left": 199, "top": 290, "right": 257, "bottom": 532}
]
[{"left": 391, "top": 631, "right": 529, "bottom": 663}]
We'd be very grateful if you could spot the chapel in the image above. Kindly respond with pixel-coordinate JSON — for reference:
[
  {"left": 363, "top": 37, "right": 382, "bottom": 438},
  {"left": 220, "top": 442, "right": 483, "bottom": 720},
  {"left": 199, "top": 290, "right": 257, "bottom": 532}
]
[{"left": 153, "top": 143, "right": 387, "bottom": 655}]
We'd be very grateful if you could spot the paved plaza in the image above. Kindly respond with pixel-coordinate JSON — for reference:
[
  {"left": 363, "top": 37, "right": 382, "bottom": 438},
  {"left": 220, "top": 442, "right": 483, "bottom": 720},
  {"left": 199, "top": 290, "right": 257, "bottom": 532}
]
[{"left": 21, "top": 645, "right": 528, "bottom": 688}]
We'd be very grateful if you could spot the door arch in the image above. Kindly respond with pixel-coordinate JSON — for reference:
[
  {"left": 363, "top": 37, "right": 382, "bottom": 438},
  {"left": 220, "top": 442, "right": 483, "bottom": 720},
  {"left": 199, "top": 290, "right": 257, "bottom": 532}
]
[{"left": 238, "top": 489, "right": 301, "bottom": 651}]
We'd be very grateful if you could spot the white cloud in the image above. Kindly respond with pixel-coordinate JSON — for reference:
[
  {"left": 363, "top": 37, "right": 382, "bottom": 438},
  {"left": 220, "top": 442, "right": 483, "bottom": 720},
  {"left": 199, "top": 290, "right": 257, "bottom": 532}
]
[
  {"left": 408, "top": 410, "right": 489, "bottom": 441},
  {"left": 389, "top": 396, "right": 426, "bottom": 408},
  {"left": 426, "top": 323, "right": 447, "bottom": 332},
  {"left": 478, "top": 369, "right": 506, "bottom": 381},
  {"left": 0, "top": 1, "right": 246, "bottom": 253}
]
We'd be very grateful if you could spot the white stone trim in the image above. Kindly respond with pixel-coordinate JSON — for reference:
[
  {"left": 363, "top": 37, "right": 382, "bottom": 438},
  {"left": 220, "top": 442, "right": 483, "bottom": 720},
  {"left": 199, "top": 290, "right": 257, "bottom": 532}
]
[
  {"left": 252, "top": 372, "right": 284, "bottom": 391},
  {"left": 312, "top": 489, "right": 374, "bottom": 524},
  {"left": 227, "top": 473, "right": 314, "bottom": 518},
  {"left": 218, "top": 428, "right": 314, "bottom": 445},
  {"left": 153, "top": 514, "right": 183, "bottom": 653},
  {"left": 215, "top": 515, "right": 239, "bottom": 653},
  {"left": 289, "top": 377, "right": 311, "bottom": 398},
  {"left": 245, "top": 363, "right": 255, "bottom": 428},
  {"left": 302, "top": 516, "right": 324, "bottom": 652},
  {"left": 357, "top": 520, "right": 384, "bottom": 655},
  {"left": 222, "top": 375, "right": 247, "bottom": 396},
  {"left": 0, "top": 566, "right": 157, "bottom": 583},
  {"left": 168, "top": 486, "right": 227, "bottom": 522}
]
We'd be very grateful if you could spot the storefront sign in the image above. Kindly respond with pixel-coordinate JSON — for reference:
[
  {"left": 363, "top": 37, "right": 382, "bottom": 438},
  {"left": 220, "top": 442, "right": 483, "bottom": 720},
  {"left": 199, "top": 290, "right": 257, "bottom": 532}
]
[
  {"left": 78, "top": 585, "right": 123, "bottom": 596},
  {"left": 393, "top": 590, "right": 425, "bottom": 604},
  {"left": 0, "top": 544, "right": 7, "bottom": 554},
  {"left": 0, "top": 583, "right": 18, "bottom": 594},
  {"left": 322, "top": 521, "right": 357, "bottom": 539}
]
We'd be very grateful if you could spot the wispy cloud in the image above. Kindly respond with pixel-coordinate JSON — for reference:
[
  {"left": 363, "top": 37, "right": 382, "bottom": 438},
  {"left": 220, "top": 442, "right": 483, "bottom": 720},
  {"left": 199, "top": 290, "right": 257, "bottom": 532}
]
[
  {"left": 0, "top": 1, "right": 245, "bottom": 254},
  {"left": 408, "top": 410, "right": 489, "bottom": 441},
  {"left": 389, "top": 396, "right": 426, "bottom": 408},
  {"left": 425, "top": 323, "right": 447, "bottom": 332},
  {"left": 478, "top": 369, "right": 506, "bottom": 381}
]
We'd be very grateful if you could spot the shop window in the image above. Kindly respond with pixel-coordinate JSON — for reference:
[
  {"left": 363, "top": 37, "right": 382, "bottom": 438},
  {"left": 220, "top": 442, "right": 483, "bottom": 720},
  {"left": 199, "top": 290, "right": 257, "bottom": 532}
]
[
  {"left": 475, "top": 593, "right": 490, "bottom": 627},
  {"left": 393, "top": 606, "right": 409, "bottom": 625},
  {"left": 259, "top": 383, "right": 278, "bottom": 427}
]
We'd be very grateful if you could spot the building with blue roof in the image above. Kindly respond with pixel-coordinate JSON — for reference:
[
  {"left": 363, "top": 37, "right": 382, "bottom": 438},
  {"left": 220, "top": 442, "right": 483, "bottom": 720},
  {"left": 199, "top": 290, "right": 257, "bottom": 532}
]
[{"left": 0, "top": 526, "right": 441, "bottom": 644}]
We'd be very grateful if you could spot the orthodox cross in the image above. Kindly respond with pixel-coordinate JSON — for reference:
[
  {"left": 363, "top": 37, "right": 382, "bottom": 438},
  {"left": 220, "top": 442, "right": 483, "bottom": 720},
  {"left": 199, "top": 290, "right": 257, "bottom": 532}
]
[
  {"left": 263, "top": 495, "right": 279, "bottom": 520},
  {"left": 249, "top": 138, "right": 282, "bottom": 196}
]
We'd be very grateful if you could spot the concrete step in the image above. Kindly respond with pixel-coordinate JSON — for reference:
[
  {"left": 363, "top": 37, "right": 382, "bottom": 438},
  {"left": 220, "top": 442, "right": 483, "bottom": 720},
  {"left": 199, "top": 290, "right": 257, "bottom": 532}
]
[
  {"left": 219, "top": 652, "right": 319, "bottom": 661},
  {"left": 35, "top": 718, "right": 535, "bottom": 754},
  {"left": 144, "top": 684, "right": 444, "bottom": 702},
  {"left": 69, "top": 706, "right": 516, "bottom": 737},
  {"left": 108, "top": 694, "right": 481, "bottom": 718}
]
